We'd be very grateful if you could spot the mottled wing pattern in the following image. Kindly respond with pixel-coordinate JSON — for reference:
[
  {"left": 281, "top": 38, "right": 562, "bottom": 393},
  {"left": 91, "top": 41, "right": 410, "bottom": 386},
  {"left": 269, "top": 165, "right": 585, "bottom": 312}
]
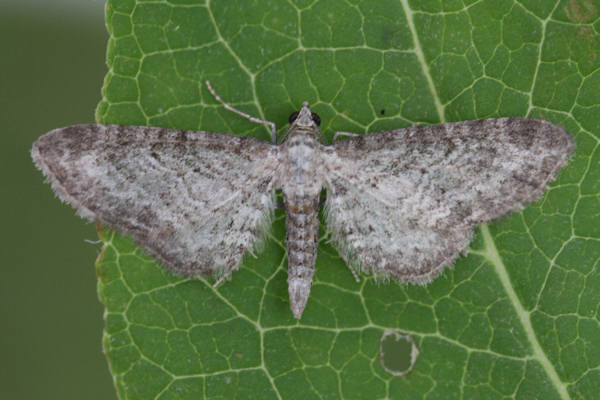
[
  {"left": 323, "top": 118, "right": 574, "bottom": 283},
  {"left": 32, "top": 124, "right": 279, "bottom": 279}
]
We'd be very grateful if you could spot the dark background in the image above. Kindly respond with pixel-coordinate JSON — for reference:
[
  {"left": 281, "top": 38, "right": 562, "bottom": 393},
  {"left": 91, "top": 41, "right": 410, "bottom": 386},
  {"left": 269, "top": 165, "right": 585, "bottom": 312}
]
[{"left": 0, "top": 1, "right": 116, "bottom": 398}]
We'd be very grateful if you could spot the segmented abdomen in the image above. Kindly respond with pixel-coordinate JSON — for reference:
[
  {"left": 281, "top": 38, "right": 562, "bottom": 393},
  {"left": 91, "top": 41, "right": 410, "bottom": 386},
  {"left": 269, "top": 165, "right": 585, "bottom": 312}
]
[{"left": 285, "top": 194, "right": 320, "bottom": 318}]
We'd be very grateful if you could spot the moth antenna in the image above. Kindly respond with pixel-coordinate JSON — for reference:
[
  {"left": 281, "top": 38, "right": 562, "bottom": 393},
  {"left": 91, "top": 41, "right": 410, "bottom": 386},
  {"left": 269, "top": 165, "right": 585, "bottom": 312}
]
[
  {"left": 332, "top": 131, "right": 361, "bottom": 144},
  {"left": 205, "top": 80, "right": 278, "bottom": 144}
]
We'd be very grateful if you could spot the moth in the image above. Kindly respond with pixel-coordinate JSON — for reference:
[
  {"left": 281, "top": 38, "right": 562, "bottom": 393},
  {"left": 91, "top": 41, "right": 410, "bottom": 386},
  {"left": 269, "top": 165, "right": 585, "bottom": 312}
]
[{"left": 32, "top": 82, "right": 574, "bottom": 318}]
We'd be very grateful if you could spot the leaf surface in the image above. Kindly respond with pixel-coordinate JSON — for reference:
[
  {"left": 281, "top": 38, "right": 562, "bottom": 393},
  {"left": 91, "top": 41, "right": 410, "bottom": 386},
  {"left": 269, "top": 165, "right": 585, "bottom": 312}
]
[{"left": 96, "top": 1, "right": 599, "bottom": 398}]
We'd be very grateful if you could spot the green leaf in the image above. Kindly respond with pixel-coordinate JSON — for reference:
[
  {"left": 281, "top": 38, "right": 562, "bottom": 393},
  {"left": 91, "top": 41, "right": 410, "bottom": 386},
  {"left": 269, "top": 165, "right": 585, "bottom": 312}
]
[{"left": 96, "top": 0, "right": 598, "bottom": 399}]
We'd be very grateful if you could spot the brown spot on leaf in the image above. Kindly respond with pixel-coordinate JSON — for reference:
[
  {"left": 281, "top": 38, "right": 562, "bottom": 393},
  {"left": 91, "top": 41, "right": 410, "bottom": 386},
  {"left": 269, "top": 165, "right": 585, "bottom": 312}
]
[
  {"left": 576, "top": 26, "right": 598, "bottom": 66},
  {"left": 564, "top": 0, "right": 597, "bottom": 23}
]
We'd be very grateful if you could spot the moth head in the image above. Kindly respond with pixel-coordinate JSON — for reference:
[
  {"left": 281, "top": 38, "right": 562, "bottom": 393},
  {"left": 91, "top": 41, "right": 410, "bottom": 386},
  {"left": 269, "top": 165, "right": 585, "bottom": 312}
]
[
  {"left": 288, "top": 102, "right": 321, "bottom": 129},
  {"left": 281, "top": 102, "right": 325, "bottom": 144}
]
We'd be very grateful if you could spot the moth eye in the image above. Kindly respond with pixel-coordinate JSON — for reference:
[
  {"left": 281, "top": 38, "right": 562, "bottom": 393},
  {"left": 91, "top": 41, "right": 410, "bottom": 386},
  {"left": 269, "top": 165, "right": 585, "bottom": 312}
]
[
  {"left": 288, "top": 111, "right": 299, "bottom": 124},
  {"left": 311, "top": 112, "right": 321, "bottom": 126}
]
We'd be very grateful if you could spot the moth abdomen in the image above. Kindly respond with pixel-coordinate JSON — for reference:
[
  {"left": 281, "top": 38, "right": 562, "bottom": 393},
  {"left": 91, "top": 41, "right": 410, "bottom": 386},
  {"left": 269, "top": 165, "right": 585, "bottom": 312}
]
[{"left": 285, "top": 194, "right": 320, "bottom": 318}]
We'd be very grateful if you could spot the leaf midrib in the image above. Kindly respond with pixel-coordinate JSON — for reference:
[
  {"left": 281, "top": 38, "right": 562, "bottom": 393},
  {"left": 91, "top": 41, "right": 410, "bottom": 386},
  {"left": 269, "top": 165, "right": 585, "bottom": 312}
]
[{"left": 476, "top": 225, "right": 569, "bottom": 399}]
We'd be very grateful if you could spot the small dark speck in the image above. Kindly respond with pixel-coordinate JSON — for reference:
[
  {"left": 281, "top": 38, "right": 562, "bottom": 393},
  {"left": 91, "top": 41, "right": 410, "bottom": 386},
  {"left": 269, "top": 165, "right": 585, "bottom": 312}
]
[{"left": 380, "top": 109, "right": 385, "bottom": 116}]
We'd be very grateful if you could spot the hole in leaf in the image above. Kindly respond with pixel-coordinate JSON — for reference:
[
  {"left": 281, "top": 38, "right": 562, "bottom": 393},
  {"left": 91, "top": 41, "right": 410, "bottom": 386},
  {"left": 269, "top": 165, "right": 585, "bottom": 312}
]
[{"left": 379, "top": 330, "right": 419, "bottom": 377}]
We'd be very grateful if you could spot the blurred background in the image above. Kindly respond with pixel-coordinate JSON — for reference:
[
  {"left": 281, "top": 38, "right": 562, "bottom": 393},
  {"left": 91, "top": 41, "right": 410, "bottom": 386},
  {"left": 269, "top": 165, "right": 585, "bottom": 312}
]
[{"left": 1, "top": 0, "right": 116, "bottom": 398}]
